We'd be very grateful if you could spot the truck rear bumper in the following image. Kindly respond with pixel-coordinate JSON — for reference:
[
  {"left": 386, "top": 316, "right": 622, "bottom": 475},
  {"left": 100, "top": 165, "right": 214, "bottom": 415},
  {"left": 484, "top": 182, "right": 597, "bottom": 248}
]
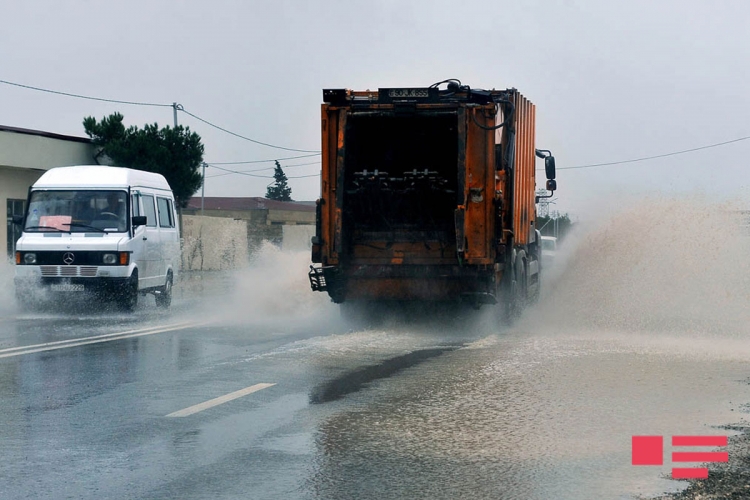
[{"left": 309, "top": 264, "right": 499, "bottom": 303}]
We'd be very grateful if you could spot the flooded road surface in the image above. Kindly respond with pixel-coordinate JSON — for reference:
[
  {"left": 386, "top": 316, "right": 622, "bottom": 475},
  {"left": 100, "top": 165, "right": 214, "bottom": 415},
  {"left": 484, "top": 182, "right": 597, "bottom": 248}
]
[
  {"left": 1, "top": 203, "right": 749, "bottom": 499},
  {"left": 308, "top": 329, "right": 750, "bottom": 500}
]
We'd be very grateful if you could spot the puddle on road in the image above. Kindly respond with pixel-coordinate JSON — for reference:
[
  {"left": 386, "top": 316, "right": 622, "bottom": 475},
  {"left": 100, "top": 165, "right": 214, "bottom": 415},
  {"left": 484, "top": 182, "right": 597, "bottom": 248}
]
[
  {"left": 5, "top": 199, "right": 750, "bottom": 499},
  {"left": 310, "top": 346, "right": 461, "bottom": 404},
  {"left": 308, "top": 199, "right": 750, "bottom": 500}
]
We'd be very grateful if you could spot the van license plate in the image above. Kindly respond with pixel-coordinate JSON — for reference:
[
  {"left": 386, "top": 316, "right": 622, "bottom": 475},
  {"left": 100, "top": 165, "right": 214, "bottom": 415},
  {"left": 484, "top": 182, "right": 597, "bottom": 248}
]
[{"left": 51, "top": 284, "right": 85, "bottom": 292}]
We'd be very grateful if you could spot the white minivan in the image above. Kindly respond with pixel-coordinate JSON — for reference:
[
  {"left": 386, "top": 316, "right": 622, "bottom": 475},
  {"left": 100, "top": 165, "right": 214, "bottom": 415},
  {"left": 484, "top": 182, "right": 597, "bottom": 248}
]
[{"left": 14, "top": 165, "right": 180, "bottom": 311}]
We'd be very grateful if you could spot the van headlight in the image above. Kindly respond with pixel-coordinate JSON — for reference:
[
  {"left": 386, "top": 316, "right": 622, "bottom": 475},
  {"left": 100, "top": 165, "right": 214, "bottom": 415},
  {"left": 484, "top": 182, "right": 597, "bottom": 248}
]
[
  {"left": 102, "top": 253, "right": 117, "bottom": 265},
  {"left": 23, "top": 253, "right": 37, "bottom": 265}
]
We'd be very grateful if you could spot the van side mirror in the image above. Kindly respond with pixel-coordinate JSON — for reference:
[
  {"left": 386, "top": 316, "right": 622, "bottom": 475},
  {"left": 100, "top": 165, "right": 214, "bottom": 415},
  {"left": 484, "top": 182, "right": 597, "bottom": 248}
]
[
  {"left": 545, "top": 156, "right": 556, "bottom": 180},
  {"left": 132, "top": 216, "right": 147, "bottom": 227},
  {"left": 12, "top": 214, "right": 24, "bottom": 225}
]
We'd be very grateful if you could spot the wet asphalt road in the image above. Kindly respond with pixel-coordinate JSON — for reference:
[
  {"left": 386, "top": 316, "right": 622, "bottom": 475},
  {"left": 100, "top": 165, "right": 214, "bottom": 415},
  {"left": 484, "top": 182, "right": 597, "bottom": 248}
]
[
  {"left": 0, "top": 279, "right": 485, "bottom": 500},
  {"left": 1, "top": 269, "right": 750, "bottom": 500}
]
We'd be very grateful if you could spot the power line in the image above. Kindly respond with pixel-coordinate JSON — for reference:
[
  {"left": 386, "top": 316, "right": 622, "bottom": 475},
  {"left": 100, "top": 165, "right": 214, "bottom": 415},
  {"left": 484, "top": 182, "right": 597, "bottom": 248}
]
[
  {"left": 207, "top": 164, "right": 321, "bottom": 180},
  {"left": 179, "top": 107, "right": 320, "bottom": 153},
  {"left": 16, "top": 77, "right": 743, "bottom": 172},
  {"left": 205, "top": 160, "right": 320, "bottom": 174},
  {"left": 0, "top": 78, "right": 321, "bottom": 153},
  {"left": 208, "top": 165, "right": 274, "bottom": 178},
  {"left": 208, "top": 153, "right": 320, "bottom": 165},
  {"left": 544, "top": 134, "right": 750, "bottom": 171},
  {"left": 0, "top": 78, "right": 173, "bottom": 107},
  {"left": 288, "top": 173, "right": 320, "bottom": 179}
]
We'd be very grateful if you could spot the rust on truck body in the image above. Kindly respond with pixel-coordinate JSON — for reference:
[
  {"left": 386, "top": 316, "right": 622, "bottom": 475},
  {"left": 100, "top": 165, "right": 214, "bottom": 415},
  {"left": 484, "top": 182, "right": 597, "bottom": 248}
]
[
  {"left": 310, "top": 84, "right": 556, "bottom": 311},
  {"left": 512, "top": 93, "right": 537, "bottom": 247}
]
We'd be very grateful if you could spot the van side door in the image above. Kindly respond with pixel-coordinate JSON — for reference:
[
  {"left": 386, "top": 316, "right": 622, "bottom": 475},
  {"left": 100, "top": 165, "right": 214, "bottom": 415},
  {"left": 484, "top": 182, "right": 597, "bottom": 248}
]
[
  {"left": 131, "top": 192, "right": 149, "bottom": 285},
  {"left": 156, "top": 196, "right": 177, "bottom": 283},
  {"left": 156, "top": 196, "right": 180, "bottom": 283},
  {"left": 141, "top": 194, "right": 161, "bottom": 288}
]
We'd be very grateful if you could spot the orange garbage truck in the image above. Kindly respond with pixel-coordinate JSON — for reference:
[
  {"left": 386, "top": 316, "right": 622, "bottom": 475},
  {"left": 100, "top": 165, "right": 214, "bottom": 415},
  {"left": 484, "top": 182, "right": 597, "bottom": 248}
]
[{"left": 308, "top": 80, "right": 557, "bottom": 318}]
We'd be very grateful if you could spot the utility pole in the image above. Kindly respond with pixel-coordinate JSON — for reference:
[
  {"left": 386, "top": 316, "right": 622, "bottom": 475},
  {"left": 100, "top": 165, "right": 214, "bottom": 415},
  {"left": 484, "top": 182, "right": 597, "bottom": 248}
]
[
  {"left": 172, "top": 102, "right": 180, "bottom": 128},
  {"left": 201, "top": 162, "right": 207, "bottom": 215},
  {"left": 172, "top": 102, "right": 184, "bottom": 233},
  {"left": 551, "top": 210, "right": 560, "bottom": 238}
]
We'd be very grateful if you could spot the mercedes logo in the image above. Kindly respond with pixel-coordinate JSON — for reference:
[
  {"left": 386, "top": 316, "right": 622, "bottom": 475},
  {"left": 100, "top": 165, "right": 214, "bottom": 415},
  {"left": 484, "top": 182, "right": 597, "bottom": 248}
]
[{"left": 62, "top": 252, "right": 75, "bottom": 265}]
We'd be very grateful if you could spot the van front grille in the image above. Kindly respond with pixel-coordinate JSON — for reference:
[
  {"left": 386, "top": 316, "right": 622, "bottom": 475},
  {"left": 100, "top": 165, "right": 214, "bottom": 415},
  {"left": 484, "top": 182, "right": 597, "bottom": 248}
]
[{"left": 40, "top": 266, "right": 98, "bottom": 277}]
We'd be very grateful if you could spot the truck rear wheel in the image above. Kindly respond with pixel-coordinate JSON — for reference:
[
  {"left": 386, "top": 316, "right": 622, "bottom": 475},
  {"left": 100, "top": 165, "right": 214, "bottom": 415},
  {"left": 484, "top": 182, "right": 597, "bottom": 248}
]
[{"left": 497, "top": 260, "right": 527, "bottom": 325}]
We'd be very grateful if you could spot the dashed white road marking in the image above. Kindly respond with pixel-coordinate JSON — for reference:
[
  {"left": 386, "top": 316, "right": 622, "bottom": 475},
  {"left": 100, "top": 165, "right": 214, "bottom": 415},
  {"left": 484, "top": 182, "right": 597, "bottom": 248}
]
[
  {"left": 166, "top": 383, "right": 276, "bottom": 418},
  {"left": 0, "top": 321, "right": 206, "bottom": 359}
]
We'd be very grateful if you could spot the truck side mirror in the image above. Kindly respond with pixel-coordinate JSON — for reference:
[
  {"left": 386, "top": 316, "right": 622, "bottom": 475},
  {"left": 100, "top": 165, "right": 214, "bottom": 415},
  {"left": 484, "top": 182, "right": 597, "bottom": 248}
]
[
  {"left": 12, "top": 214, "right": 24, "bottom": 225},
  {"left": 545, "top": 156, "right": 556, "bottom": 180},
  {"left": 546, "top": 179, "right": 557, "bottom": 192},
  {"left": 132, "top": 216, "right": 147, "bottom": 227}
]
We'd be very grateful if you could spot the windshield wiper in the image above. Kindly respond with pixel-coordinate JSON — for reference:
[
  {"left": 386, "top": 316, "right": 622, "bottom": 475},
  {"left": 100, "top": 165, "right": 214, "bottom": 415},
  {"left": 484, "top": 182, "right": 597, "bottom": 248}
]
[
  {"left": 24, "top": 226, "right": 69, "bottom": 233},
  {"left": 62, "top": 223, "right": 107, "bottom": 233}
]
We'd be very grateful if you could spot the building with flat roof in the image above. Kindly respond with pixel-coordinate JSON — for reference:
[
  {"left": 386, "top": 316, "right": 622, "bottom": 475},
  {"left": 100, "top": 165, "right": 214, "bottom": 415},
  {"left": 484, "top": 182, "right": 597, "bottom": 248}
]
[
  {"left": 183, "top": 196, "right": 315, "bottom": 223},
  {"left": 183, "top": 196, "right": 316, "bottom": 253},
  {"left": 1, "top": 125, "right": 99, "bottom": 259}
]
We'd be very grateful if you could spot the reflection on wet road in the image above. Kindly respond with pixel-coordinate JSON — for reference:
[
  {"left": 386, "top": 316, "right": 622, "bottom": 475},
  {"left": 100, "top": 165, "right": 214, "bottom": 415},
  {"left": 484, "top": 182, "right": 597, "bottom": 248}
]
[
  {"left": 1, "top": 218, "right": 749, "bottom": 500},
  {"left": 310, "top": 346, "right": 460, "bottom": 404}
]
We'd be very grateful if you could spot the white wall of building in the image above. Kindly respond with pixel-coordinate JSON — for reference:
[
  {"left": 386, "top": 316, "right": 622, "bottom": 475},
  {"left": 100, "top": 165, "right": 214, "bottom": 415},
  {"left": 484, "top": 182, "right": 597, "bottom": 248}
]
[
  {"left": 0, "top": 130, "right": 96, "bottom": 170},
  {"left": 0, "top": 128, "right": 98, "bottom": 259},
  {"left": 1, "top": 166, "right": 43, "bottom": 259},
  {"left": 182, "top": 215, "right": 250, "bottom": 271}
]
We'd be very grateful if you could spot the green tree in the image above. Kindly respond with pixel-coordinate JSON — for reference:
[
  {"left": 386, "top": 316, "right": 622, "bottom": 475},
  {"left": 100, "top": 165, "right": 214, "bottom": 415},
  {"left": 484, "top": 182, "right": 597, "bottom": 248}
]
[
  {"left": 83, "top": 113, "right": 204, "bottom": 208},
  {"left": 265, "top": 161, "right": 293, "bottom": 201}
]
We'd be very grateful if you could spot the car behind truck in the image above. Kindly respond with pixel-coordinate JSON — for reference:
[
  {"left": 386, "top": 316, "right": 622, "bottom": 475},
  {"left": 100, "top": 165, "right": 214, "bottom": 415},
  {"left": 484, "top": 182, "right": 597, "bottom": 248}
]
[
  {"left": 14, "top": 165, "right": 179, "bottom": 311},
  {"left": 308, "top": 81, "right": 557, "bottom": 319}
]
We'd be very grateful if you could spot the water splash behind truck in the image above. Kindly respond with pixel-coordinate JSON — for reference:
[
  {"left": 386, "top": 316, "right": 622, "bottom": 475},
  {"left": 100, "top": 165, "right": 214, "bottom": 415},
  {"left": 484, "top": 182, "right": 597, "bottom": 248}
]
[{"left": 308, "top": 80, "right": 557, "bottom": 318}]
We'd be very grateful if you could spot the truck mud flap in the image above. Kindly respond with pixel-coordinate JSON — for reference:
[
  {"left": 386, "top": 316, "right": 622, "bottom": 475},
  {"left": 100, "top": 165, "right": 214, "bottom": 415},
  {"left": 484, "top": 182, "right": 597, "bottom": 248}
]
[
  {"left": 309, "top": 265, "right": 346, "bottom": 303},
  {"left": 309, "top": 265, "right": 331, "bottom": 292}
]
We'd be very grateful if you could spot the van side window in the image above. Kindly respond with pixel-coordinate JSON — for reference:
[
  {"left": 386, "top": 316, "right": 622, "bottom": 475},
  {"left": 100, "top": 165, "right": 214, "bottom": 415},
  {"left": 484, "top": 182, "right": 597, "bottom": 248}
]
[
  {"left": 131, "top": 194, "right": 141, "bottom": 217},
  {"left": 142, "top": 195, "right": 157, "bottom": 227},
  {"left": 157, "top": 197, "right": 174, "bottom": 228}
]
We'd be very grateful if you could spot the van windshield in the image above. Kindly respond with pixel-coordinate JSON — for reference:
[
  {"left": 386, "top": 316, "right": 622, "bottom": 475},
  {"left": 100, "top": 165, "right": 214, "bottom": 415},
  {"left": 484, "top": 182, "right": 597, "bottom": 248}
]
[{"left": 24, "top": 190, "right": 128, "bottom": 233}]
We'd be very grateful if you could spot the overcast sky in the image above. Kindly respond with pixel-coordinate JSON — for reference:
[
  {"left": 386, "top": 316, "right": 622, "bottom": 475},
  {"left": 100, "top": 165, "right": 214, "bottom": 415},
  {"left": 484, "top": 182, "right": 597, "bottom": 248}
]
[{"left": 2, "top": 0, "right": 749, "bottom": 217}]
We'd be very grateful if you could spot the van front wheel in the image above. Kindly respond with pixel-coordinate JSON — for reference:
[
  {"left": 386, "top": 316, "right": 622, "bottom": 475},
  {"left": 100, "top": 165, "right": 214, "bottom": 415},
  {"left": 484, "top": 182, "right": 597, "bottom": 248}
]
[
  {"left": 121, "top": 270, "right": 138, "bottom": 312},
  {"left": 155, "top": 272, "right": 172, "bottom": 309}
]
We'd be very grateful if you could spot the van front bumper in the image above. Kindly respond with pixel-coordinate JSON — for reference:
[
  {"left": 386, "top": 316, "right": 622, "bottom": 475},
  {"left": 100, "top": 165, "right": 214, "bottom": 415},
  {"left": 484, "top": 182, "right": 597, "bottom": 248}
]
[
  {"left": 15, "top": 275, "right": 133, "bottom": 295},
  {"left": 15, "top": 264, "right": 137, "bottom": 297}
]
